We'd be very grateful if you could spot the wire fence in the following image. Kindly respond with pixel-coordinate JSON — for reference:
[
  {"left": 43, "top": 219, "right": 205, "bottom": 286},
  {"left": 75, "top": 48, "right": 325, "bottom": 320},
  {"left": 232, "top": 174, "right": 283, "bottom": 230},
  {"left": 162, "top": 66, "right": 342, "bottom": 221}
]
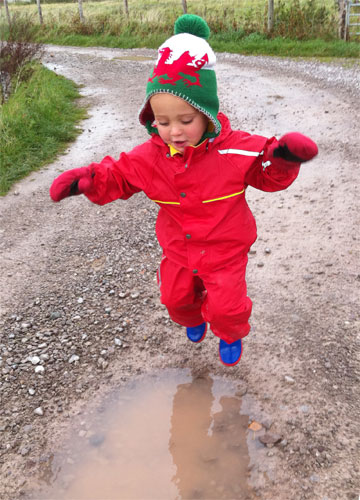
[{"left": 0, "top": 0, "right": 357, "bottom": 41}]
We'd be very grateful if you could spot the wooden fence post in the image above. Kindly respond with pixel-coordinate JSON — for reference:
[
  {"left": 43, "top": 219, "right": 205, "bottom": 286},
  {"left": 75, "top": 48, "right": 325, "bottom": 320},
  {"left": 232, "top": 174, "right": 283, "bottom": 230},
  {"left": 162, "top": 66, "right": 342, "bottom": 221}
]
[
  {"left": 268, "top": 0, "right": 274, "bottom": 32},
  {"left": 182, "top": 0, "right": 187, "bottom": 14},
  {"left": 338, "top": 0, "right": 347, "bottom": 38},
  {"left": 36, "top": 0, "right": 43, "bottom": 25},
  {"left": 124, "top": 0, "right": 129, "bottom": 17},
  {"left": 78, "top": 0, "right": 85, "bottom": 23},
  {"left": 4, "top": 0, "right": 11, "bottom": 27}
]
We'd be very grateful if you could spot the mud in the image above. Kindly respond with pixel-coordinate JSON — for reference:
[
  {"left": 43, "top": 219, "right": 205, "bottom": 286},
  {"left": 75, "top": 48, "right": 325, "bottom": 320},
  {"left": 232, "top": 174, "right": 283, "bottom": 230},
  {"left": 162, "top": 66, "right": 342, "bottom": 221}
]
[
  {"left": 0, "top": 46, "right": 359, "bottom": 500},
  {"left": 35, "top": 371, "right": 259, "bottom": 500}
]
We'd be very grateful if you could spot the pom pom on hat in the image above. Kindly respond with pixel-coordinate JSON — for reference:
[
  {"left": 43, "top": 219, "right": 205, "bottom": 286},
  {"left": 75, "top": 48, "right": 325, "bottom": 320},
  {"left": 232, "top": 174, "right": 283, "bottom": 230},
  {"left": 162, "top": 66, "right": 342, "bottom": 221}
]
[{"left": 174, "top": 14, "right": 210, "bottom": 40}]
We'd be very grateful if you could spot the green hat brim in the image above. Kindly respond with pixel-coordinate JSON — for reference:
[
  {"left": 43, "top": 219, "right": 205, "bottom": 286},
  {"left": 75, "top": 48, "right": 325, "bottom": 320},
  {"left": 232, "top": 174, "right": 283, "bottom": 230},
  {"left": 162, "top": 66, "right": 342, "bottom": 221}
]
[{"left": 139, "top": 69, "right": 221, "bottom": 137}]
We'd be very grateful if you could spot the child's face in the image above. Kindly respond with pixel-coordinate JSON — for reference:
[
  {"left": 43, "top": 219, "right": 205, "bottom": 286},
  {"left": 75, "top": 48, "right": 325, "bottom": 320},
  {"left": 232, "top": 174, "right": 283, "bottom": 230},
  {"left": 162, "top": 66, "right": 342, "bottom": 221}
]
[{"left": 150, "top": 94, "right": 208, "bottom": 154}]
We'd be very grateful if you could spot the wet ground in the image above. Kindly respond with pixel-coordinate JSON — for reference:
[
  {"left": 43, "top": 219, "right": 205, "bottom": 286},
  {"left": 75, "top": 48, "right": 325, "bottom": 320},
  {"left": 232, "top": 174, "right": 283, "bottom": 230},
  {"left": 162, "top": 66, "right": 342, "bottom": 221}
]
[
  {"left": 33, "top": 371, "right": 263, "bottom": 499},
  {"left": 0, "top": 46, "right": 359, "bottom": 500}
]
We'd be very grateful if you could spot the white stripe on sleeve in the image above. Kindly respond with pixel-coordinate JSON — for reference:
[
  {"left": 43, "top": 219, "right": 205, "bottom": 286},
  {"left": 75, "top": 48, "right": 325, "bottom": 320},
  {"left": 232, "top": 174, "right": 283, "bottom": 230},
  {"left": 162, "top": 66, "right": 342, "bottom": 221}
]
[{"left": 218, "top": 149, "right": 262, "bottom": 157}]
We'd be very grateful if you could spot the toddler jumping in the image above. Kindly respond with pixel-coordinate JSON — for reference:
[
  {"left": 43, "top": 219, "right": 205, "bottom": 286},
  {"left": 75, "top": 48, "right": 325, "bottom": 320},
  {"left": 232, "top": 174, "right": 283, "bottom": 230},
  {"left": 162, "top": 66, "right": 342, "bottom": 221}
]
[{"left": 50, "top": 14, "right": 318, "bottom": 366}]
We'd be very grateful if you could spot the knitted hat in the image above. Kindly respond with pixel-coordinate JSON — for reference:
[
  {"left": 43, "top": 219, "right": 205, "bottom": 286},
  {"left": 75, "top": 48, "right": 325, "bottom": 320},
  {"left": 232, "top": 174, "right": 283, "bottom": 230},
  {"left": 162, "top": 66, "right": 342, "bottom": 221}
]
[{"left": 139, "top": 14, "right": 220, "bottom": 137}]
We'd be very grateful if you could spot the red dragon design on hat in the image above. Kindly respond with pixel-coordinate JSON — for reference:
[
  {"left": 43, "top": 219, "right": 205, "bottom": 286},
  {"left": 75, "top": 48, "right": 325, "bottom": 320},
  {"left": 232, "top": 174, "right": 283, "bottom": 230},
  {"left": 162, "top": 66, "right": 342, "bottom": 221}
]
[{"left": 149, "top": 47, "right": 209, "bottom": 87}]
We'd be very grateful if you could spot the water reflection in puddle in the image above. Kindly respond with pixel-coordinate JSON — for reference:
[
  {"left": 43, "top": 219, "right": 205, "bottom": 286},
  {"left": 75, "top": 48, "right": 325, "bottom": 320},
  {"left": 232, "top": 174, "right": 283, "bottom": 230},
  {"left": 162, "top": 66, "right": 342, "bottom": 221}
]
[{"left": 42, "top": 370, "right": 255, "bottom": 499}]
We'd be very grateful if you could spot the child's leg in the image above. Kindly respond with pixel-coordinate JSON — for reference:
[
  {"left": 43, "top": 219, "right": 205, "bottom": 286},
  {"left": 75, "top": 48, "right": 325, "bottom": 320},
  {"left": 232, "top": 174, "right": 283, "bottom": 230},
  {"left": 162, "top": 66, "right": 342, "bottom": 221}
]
[
  {"left": 201, "top": 256, "right": 252, "bottom": 344},
  {"left": 157, "top": 255, "right": 205, "bottom": 327}
]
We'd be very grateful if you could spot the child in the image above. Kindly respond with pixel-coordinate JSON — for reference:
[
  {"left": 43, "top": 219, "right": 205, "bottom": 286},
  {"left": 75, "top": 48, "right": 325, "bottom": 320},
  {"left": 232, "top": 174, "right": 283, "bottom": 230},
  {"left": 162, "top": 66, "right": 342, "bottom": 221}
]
[{"left": 50, "top": 15, "right": 318, "bottom": 367}]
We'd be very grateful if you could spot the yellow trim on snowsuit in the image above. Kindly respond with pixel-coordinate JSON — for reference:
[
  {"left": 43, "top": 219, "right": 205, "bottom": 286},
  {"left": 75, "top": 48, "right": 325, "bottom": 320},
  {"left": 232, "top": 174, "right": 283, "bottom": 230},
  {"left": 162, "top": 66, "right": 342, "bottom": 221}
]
[
  {"left": 168, "top": 138, "right": 209, "bottom": 157},
  {"left": 152, "top": 139, "right": 246, "bottom": 205},
  {"left": 151, "top": 199, "right": 181, "bottom": 205},
  {"left": 202, "top": 189, "right": 245, "bottom": 203},
  {"left": 151, "top": 189, "right": 245, "bottom": 205},
  {"left": 169, "top": 144, "right": 182, "bottom": 157}
]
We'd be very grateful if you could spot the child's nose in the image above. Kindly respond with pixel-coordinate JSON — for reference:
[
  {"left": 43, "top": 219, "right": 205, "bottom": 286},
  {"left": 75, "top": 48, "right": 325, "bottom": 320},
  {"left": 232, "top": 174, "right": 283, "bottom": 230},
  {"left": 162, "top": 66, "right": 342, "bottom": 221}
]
[{"left": 170, "top": 124, "right": 182, "bottom": 136}]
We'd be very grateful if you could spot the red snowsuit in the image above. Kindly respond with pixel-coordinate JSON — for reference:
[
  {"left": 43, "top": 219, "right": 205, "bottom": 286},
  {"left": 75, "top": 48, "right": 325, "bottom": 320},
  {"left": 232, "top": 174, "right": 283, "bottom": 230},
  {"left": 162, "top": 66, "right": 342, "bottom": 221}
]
[{"left": 84, "top": 113, "right": 300, "bottom": 343}]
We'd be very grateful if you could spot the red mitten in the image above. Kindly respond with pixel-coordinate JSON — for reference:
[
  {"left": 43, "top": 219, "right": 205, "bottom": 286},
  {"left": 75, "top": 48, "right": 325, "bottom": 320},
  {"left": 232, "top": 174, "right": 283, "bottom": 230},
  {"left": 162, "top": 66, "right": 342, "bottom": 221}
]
[
  {"left": 270, "top": 132, "right": 318, "bottom": 163},
  {"left": 49, "top": 167, "right": 94, "bottom": 202}
]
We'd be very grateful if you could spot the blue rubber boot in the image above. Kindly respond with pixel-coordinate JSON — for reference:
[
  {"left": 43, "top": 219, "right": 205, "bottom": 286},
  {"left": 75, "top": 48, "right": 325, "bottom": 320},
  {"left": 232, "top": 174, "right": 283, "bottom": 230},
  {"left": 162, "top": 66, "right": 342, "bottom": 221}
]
[
  {"left": 186, "top": 322, "right": 207, "bottom": 343},
  {"left": 219, "top": 339, "right": 242, "bottom": 366}
]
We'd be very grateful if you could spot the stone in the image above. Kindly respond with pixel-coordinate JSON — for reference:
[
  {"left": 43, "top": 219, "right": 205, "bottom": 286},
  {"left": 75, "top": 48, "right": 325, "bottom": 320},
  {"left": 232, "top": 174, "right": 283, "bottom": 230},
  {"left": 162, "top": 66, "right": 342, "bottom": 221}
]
[
  {"left": 29, "top": 356, "right": 40, "bottom": 365},
  {"left": 35, "top": 365, "right": 45, "bottom": 374},
  {"left": 34, "top": 407, "right": 44, "bottom": 416},
  {"left": 303, "top": 274, "right": 314, "bottom": 281},
  {"left": 50, "top": 312, "right": 61, "bottom": 320},
  {"left": 261, "top": 418, "right": 273, "bottom": 430},
  {"left": 68, "top": 354, "right": 80, "bottom": 364},
  {"left": 284, "top": 375, "right": 295, "bottom": 384},
  {"left": 88, "top": 434, "right": 105, "bottom": 447},
  {"left": 97, "top": 357, "right": 108, "bottom": 370},
  {"left": 259, "top": 432, "right": 282, "bottom": 446},
  {"left": 235, "top": 382, "right": 247, "bottom": 397},
  {"left": 309, "top": 474, "right": 319, "bottom": 483}
]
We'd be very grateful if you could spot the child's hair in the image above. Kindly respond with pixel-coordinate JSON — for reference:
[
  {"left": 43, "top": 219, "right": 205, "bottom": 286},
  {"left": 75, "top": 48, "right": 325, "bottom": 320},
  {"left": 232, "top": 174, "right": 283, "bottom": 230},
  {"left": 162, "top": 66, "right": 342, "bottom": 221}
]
[{"left": 139, "top": 14, "right": 221, "bottom": 138}]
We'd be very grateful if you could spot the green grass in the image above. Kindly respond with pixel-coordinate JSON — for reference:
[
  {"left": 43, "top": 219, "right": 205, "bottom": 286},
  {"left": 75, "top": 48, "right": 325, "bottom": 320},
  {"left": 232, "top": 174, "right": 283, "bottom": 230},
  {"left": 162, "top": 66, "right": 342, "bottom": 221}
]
[
  {"left": 28, "top": 31, "right": 360, "bottom": 58},
  {"left": 212, "top": 34, "right": 360, "bottom": 57},
  {"left": 0, "top": 64, "right": 87, "bottom": 195}
]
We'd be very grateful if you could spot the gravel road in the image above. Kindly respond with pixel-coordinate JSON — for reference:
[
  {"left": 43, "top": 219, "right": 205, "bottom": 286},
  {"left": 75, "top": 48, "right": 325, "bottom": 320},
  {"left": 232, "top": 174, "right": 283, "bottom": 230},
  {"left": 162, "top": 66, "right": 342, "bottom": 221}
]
[{"left": 0, "top": 46, "right": 359, "bottom": 499}]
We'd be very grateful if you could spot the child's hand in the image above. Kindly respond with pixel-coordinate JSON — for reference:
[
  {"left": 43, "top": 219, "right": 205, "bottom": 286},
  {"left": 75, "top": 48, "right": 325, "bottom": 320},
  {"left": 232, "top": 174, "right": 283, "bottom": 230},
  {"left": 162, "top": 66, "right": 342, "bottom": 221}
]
[
  {"left": 270, "top": 132, "right": 318, "bottom": 163},
  {"left": 50, "top": 167, "right": 94, "bottom": 202}
]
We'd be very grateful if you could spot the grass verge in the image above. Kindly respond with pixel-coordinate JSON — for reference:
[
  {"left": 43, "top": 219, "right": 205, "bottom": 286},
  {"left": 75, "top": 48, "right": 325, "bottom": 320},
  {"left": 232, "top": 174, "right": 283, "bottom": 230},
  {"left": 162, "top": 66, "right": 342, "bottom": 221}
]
[
  {"left": 0, "top": 63, "right": 87, "bottom": 196},
  {"left": 32, "top": 31, "right": 360, "bottom": 58},
  {"left": 211, "top": 34, "right": 360, "bottom": 58}
]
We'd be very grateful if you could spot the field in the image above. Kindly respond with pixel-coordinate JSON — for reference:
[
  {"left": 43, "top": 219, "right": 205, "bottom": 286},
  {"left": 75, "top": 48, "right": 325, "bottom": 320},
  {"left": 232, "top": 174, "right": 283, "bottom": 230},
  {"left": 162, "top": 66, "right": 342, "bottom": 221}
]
[{"left": 3, "top": 0, "right": 359, "bottom": 54}]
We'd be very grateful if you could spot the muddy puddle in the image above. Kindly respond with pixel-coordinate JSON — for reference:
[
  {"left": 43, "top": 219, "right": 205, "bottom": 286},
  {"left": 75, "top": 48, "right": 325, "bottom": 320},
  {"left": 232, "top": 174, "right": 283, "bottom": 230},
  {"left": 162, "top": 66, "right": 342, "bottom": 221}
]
[{"left": 33, "top": 370, "right": 272, "bottom": 500}]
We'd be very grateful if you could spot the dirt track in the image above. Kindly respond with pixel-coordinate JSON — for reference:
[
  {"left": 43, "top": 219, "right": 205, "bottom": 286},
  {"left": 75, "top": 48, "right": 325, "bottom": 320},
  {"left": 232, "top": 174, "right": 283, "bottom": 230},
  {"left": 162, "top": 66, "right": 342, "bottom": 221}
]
[{"left": 0, "top": 46, "right": 359, "bottom": 499}]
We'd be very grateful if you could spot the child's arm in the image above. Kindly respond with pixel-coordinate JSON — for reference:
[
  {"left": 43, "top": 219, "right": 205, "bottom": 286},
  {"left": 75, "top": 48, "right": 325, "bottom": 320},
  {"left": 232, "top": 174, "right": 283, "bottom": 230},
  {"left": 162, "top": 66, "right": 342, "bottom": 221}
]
[
  {"left": 245, "top": 132, "right": 318, "bottom": 192},
  {"left": 50, "top": 145, "right": 153, "bottom": 204}
]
